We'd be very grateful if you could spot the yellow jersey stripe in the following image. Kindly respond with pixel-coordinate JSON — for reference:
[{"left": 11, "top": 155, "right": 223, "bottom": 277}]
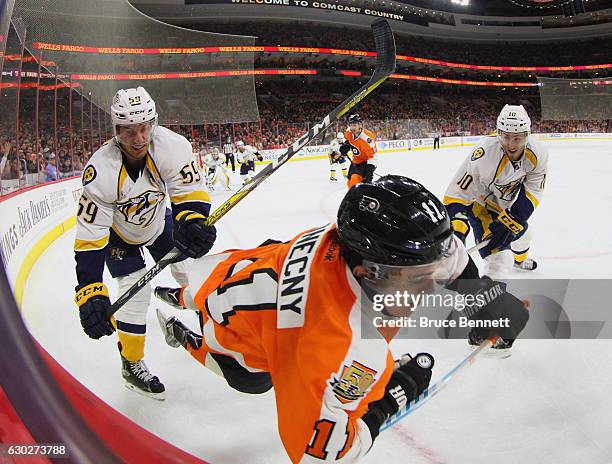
[
  {"left": 524, "top": 147, "right": 537, "bottom": 168},
  {"left": 472, "top": 202, "right": 495, "bottom": 238},
  {"left": 495, "top": 154, "right": 509, "bottom": 180},
  {"left": 117, "top": 163, "right": 128, "bottom": 197},
  {"left": 443, "top": 195, "right": 471, "bottom": 206},
  {"left": 146, "top": 154, "right": 162, "bottom": 182},
  {"left": 451, "top": 219, "right": 469, "bottom": 235},
  {"left": 74, "top": 235, "right": 110, "bottom": 251},
  {"left": 525, "top": 189, "right": 539, "bottom": 208},
  {"left": 484, "top": 199, "right": 503, "bottom": 213},
  {"left": 171, "top": 190, "right": 211, "bottom": 205}
]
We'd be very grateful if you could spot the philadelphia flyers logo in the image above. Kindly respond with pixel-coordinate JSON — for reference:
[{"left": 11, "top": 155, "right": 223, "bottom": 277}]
[{"left": 359, "top": 195, "right": 380, "bottom": 213}]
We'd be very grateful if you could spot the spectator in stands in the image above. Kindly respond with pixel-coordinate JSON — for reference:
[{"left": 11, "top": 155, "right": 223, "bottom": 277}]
[
  {"left": 0, "top": 138, "right": 10, "bottom": 179},
  {"left": 44, "top": 153, "right": 58, "bottom": 182},
  {"left": 26, "top": 152, "right": 37, "bottom": 174}
]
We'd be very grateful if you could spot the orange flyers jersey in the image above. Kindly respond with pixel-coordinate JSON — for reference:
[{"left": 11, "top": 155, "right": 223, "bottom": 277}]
[
  {"left": 186, "top": 224, "right": 395, "bottom": 463},
  {"left": 343, "top": 129, "right": 377, "bottom": 165}
]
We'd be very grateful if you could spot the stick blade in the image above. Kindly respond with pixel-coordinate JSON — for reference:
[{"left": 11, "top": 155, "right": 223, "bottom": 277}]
[{"left": 371, "top": 19, "right": 396, "bottom": 76}]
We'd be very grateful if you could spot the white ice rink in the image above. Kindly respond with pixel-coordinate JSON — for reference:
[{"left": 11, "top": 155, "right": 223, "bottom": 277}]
[{"left": 21, "top": 139, "right": 612, "bottom": 463}]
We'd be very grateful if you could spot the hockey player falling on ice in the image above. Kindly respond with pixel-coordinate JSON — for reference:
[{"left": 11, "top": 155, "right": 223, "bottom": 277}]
[
  {"left": 235, "top": 140, "right": 263, "bottom": 185},
  {"left": 341, "top": 113, "right": 378, "bottom": 188},
  {"left": 73, "top": 87, "right": 217, "bottom": 400},
  {"left": 150, "top": 175, "right": 528, "bottom": 462},
  {"left": 203, "top": 147, "right": 232, "bottom": 191},
  {"left": 444, "top": 104, "right": 548, "bottom": 279},
  {"left": 328, "top": 131, "right": 349, "bottom": 182}
]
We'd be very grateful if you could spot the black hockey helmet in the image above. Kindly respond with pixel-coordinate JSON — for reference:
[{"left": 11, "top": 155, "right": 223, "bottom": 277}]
[
  {"left": 348, "top": 114, "right": 362, "bottom": 124},
  {"left": 337, "top": 175, "right": 453, "bottom": 266}
]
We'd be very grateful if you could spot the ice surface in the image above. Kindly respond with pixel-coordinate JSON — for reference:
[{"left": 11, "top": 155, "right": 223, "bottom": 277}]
[{"left": 21, "top": 139, "right": 612, "bottom": 463}]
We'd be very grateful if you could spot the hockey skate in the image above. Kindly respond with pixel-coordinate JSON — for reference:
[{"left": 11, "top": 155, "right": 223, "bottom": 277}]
[
  {"left": 121, "top": 355, "right": 166, "bottom": 400},
  {"left": 156, "top": 308, "right": 202, "bottom": 350},
  {"left": 154, "top": 286, "right": 184, "bottom": 310},
  {"left": 514, "top": 258, "right": 538, "bottom": 271}
]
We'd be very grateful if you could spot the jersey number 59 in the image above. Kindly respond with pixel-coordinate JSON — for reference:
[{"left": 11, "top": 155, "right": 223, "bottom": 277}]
[
  {"left": 77, "top": 195, "right": 99, "bottom": 224},
  {"left": 180, "top": 161, "right": 202, "bottom": 184}
]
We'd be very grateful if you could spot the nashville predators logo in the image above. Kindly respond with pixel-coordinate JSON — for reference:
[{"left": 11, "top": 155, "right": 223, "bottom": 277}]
[
  {"left": 82, "top": 166, "right": 97, "bottom": 186},
  {"left": 331, "top": 360, "right": 377, "bottom": 404},
  {"left": 471, "top": 147, "right": 485, "bottom": 161},
  {"left": 117, "top": 190, "right": 165, "bottom": 227},
  {"left": 494, "top": 179, "right": 523, "bottom": 201},
  {"left": 109, "top": 247, "right": 126, "bottom": 261}
]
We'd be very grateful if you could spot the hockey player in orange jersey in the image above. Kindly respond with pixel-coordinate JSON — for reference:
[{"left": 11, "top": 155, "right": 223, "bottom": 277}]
[
  {"left": 150, "top": 175, "right": 529, "bottom": 463},
  {"left": 341, "top": 114, "right": 378, "bottom": 188}
]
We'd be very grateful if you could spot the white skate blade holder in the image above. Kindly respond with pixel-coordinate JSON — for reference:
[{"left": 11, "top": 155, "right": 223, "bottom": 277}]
[
  {"left": 156, "top": 308, "right": 182, "bottom": 348},
  {"left": 124, "top": 381, "right": 166, "bottom": 401}
]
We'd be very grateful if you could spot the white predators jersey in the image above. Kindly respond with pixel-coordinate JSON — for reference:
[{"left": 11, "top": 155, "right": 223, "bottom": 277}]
[
  {"left": 329, "top": 139, "right": 342, "bottom": 155},
  {"left": 236, "top": 145, "right": 258, "bottom": 163},
  {"left": 203, "top": 154, "right": 225, "bottom": 170},
  {"left": 444, "top": 135, "right": 548, "bottom": 214},
  {"left": 75, "top": 126, "right": 210, "bottom": 250}
]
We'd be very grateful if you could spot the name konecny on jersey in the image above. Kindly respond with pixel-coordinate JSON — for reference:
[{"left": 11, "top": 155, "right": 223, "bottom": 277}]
[{"left": 277, "top": 224, "right": 329, "bottom": 329}]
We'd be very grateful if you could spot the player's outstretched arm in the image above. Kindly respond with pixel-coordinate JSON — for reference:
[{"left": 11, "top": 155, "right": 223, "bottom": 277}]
[
  {"left": 297, "top": 353, "right": 433, "bottom": 463},
  {"left": 73, "top": 164, "right": 115, "bottom": 339},
  {"left": 446, "top": 256, "right": 530, "bottom": 349},
  {"left": 361, "top": 353, "right": 434, "bottom": 442}
]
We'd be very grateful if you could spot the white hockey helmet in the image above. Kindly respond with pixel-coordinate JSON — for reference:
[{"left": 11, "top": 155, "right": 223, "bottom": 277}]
[
  {"left": 212, "top": 147, "right": 220, "bottom": 155},
  {"left": 497, "top": 104, "right": 531, "bottom": 134},
  {"left": 336, "top": 132, "right": 345, "bottom": 140},
  {"left": 236, "top": 140, "right": 245, "bottom": 148},
  {"left": 111, "top": 87, "right": 158, "bottom": 127}
]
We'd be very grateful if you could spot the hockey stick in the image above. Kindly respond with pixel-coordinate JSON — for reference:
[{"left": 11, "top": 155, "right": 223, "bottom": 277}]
[
  {"left": 105, "top": 19, "right": 396, "bottom": 319},
  {"left": 379, "top": 336, "right": 496, "bottom": 432},
  {"left": 467, "top": 239, "right": 490, "bottom": 255}
]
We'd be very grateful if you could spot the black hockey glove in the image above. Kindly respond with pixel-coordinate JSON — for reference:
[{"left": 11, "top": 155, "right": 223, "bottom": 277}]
[
  {"left": 75, "top": 283, "right": 115, "bottom": 339},
  {"left": 361, "top": 353, "right": 434, "bottom": 440},
  {"left": 456, "top": 277, "right": 529, "bottom": 348},
  {"left": 255, "top": 152, "right": 264, "bottom": 162},
  {"left": 339, "top": 142, "right": 353, "bottom": 157},
  {"left": 173, "top": 210, "right": 217, "bottom": 259},
  {"left": 481, "top": 209, "right": 527, "bottom": 258}
]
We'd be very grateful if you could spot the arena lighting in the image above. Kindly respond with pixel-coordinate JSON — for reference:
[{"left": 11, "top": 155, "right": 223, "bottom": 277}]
[
  {"left": 451, "top": 0, "right": 470, "bottom": 6},
  {"left": 30, "top": 42, "right": 612, "bottom": 73},
  {"left": 61, "top": 68, "right": 545, "bottom": 87}
]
